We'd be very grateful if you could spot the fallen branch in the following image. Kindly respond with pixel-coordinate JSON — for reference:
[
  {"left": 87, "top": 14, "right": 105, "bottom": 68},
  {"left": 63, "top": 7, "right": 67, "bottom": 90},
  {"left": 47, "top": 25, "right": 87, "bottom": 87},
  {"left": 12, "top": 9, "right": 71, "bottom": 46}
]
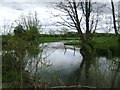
[{"left": 51, "top": 85, "right": 96, "bottom": 89}]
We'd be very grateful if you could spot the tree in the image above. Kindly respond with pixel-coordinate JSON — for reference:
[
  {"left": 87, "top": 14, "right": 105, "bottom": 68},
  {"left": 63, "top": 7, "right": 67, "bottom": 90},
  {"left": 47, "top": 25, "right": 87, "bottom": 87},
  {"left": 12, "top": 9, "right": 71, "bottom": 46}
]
[
  {"left": 48, "top": 29, "right": 55, "bottom": 35},
  {"left": 53, "top": 0, "right": 103, "bottom": 60},
  {"left": 20, "top": 12, "right": 42, "bottom": 32},
  {"left": 14, "top": 12, "right": 41, "bottom": 42},
  {"left": 3, "top": 12, "right": 42, "bottom": 88},
  {"left": 14, "top": 24, "right": 26, "bottom": 37},
  {"left": 61, "top": 27, "right": 69, "bottom": 34},
  {"left": 111, "top": 0, "right": 118, "bottom": 35}
]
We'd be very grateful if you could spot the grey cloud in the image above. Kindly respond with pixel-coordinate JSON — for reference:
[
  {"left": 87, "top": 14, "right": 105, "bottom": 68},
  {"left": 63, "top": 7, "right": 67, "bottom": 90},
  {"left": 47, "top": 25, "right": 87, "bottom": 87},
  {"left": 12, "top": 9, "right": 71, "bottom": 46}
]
[
  {"left": 90, "top": 2, "right": 118, "bottom": 14},
  {"left": 0, "top": 2, "right": 51, "bottom": 11},
  {"left": 0, "top": 2, "right": 27, "bottom": 11}
]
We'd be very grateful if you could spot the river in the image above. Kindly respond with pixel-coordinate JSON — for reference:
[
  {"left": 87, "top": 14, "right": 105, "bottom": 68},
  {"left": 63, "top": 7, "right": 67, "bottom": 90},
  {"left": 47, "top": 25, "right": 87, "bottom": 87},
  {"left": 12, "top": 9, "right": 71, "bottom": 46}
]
[{"left": 26, "top": 41, "right": 120, "bottom": 88}]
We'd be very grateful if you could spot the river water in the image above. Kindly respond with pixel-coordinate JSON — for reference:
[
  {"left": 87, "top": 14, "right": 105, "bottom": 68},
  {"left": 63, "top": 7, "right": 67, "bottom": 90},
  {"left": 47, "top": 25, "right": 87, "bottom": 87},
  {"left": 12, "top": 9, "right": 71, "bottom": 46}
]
[{"left": 26, "top": 42, "right": 120, "bottom": 88}]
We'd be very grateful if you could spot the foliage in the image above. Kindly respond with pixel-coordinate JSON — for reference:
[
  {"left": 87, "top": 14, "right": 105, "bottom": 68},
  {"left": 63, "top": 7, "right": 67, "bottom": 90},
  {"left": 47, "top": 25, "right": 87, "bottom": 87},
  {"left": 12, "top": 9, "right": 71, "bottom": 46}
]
[
  {"left": 14, "top": 25, "right": 26, "bottom": 37},
  {"left": 2, "top": 34, "right": 41, "bottom": 88},
  {"left": 24, "top": 26, "right": 39, "bottom": 42},
  {"left": 2, "top": 12, "right": 42, "bottom": 88}
]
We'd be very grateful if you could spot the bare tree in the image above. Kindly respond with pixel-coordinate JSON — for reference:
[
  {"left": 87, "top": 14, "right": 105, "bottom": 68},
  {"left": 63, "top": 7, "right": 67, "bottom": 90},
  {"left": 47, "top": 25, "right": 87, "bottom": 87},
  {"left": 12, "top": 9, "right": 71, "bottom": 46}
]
[
  {"left": 48, "top": 29, "right": 55, "bottom": 35},
  {"left": 111, "top": 0, "right": 118, "bottom": 35},
  {"left": 52, "top": 0, "right": 103, "bottom": 60},
  {"left": 61, "top": 27, "right": 69, "bottom": 34},
  {"left": 16, "top": 12, "right": 42, "bottom": 33}
]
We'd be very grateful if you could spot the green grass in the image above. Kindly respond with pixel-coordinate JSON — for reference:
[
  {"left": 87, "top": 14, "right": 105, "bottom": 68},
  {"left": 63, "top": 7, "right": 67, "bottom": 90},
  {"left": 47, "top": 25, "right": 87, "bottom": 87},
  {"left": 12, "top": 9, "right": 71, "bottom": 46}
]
[
  {"left": 64, "top": 36, "right": 119, "bottom": 56},
  {"left": 2, "top": 34, "right": 119, "bottom": 57},
  {"left": 37, "top": 35, "right": 119, "bottom": 57},
  {"left": 93, "top": 36, "right": 119, "bottom": 56},
  {"left": 38, "top": 37, "right": 63, "bottom": 43},
  {"left": 38, "top": 37, "right": 79, "bottom": 43},
  {"left": 64, "top": 41, "right": 80, "bottom": 47}
]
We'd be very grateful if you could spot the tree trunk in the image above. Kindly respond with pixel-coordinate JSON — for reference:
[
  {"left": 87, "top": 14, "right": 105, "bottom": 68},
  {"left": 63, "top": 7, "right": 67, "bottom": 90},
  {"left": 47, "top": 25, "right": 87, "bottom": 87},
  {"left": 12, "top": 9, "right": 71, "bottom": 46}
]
[
  {"left": 111, "top": 0, "right": 118, "bottom": 35},
  {"left": 79, "top": 1, "right": 93, "bottom": 61},
  {"left": 80, "top": 40, "right": 93, "bottom": 61}
]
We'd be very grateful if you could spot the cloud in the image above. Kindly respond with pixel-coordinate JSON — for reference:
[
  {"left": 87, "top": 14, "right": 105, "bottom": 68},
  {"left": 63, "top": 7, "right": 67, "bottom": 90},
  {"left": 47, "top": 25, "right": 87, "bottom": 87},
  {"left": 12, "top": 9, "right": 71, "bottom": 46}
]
[
  {"left": 0, "top": 1, "right": 119, "bottom": 35},
  {"left": 1, "top": 0, "right": 120, "bottom": 2},
  {"left": 0, "top": 2, "right": 64, "bottom": 34},
  {"left": 0, "top": 0, "right": 67, "bottom": 2}
]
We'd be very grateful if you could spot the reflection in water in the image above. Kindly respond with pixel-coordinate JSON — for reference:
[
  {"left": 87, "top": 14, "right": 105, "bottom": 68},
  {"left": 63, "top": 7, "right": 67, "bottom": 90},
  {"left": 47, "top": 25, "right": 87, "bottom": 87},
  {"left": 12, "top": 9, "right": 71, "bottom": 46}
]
[
  {"left": 68, "top": 57, "right": 120, "bottom": 88},
  {"left": 74, "top": 60, "right": 92, "bottom": 86},
  {"left": 110, "top": 59, "right": 120, "bottom": 88},
  {"left": 23, "top": 42, "right": 120, "bottom": 88}
]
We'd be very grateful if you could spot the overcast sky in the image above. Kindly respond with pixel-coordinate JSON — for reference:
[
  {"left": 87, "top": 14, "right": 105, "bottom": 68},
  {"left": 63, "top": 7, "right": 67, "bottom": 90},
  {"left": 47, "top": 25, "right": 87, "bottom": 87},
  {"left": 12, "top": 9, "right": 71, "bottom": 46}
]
[{"left": 0, "top": 0, "right": 120, "bottom": 35}]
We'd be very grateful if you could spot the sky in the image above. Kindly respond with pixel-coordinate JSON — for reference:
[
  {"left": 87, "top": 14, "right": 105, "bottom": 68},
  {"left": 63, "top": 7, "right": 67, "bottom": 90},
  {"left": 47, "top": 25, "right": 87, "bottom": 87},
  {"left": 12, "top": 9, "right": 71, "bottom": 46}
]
[
  {"left": 0, "top": 2, "right": 59, "bottom": 34},
  {"left": 0, "top": 0, "right": 120, "bottom": 35}
]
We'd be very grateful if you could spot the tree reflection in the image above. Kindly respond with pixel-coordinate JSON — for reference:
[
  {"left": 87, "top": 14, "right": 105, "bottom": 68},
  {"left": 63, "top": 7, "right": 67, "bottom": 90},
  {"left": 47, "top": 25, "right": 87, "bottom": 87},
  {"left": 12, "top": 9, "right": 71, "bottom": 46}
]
[
  {"left": 70, "top": 55, "right": 120, "bottom": 88},
  {"left": 73, "top": 58, "right": 92, "bottom": 86},
  {"left": 110, "top": 59, "right": 120, "bottom": 88}
]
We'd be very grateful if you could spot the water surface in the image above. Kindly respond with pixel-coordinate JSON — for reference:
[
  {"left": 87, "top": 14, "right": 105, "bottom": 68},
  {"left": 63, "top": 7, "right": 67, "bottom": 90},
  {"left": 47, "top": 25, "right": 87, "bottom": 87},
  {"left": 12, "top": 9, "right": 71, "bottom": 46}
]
[{"left": 26, "top": 42, "right": 120, "bottom": 88}]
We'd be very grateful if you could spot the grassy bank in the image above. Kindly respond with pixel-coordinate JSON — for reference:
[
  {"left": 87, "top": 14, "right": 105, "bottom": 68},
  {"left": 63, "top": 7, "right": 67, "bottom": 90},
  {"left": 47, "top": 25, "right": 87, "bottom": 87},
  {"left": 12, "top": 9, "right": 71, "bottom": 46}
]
[
  {"left": 2, "top": 34, "right": 119, "bottom": 57},
  {"left": 37, "top": 36, "right": 79, "bottom": 43},
  {"left": 93, "top": 36, "right": 119, "bottom": 56},
  {"left": 64, "top": 35, "right": 119, "bottom": 57},
  {"left": 64, "top": 41, "right": 81, "bottom": 47}
]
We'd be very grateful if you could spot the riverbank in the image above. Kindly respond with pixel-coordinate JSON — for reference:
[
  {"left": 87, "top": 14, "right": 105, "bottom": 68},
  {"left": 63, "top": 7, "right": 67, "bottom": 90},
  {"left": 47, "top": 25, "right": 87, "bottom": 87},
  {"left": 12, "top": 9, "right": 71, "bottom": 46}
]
[
  {"left": 35, "top": 34, "right": 120, "bottom": 57},
  {"left": 2, "top": 34, "right": 119, "bottom": 57},
  {"left": 64, "top": 35, "right": 120, "bottom": 57},
  {"left": 37, "top": 37, "right": 79, "bottom": 43}
]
